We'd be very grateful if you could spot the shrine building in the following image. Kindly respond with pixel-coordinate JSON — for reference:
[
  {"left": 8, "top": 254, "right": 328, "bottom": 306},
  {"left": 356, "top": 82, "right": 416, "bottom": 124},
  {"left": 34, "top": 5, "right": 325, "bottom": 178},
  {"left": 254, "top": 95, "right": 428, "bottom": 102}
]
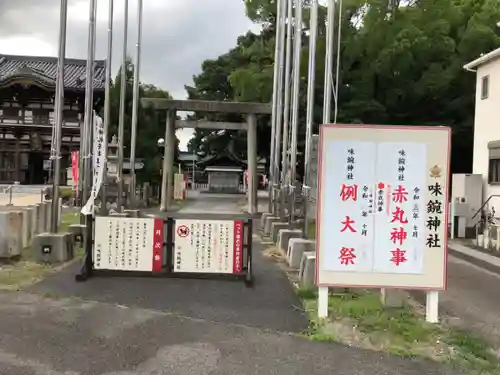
[{"left": 0, "top": 53, "right": 105, "bottom": 185}]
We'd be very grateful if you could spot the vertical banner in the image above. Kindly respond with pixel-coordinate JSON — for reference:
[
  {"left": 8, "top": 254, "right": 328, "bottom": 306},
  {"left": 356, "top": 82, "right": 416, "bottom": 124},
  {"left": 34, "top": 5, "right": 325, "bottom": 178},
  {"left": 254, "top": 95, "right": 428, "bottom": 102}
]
[
  {"left": 81, "top": 112, "right": 106, "bottom": 215},
  {"left": 71, "top": 151, "right": 79, "bottom": 191},
  {"left": 152, "top": 218, "right": 164, "bottom": 272}
]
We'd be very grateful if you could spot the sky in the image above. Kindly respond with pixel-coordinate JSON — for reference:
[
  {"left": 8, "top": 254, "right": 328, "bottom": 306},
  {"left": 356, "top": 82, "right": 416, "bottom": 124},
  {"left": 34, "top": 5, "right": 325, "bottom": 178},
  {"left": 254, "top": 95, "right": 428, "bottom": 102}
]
[{"left": 0, "top": 0, "right": 259, "bottom": 150}]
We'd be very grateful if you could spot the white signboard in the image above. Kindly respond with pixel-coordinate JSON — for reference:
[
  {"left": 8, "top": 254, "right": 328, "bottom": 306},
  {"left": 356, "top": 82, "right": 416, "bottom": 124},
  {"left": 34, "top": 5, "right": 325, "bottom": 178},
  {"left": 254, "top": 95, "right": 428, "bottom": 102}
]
[
  {"left": 93, "top": 216, "right": 164, "bottom": 272},
  {"left": 316, "top": 124, "right": 450, "bottom": 290},
  {"left": 173, "top": 219, "right": 244, "bottom": 274}
]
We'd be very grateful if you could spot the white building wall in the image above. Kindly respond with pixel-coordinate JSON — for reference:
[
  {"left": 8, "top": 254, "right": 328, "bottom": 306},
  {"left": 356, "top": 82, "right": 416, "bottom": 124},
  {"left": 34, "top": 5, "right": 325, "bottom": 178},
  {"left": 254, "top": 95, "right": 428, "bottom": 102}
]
[{"left": 472, "top": 57, "right": 500, "bottom": 201}]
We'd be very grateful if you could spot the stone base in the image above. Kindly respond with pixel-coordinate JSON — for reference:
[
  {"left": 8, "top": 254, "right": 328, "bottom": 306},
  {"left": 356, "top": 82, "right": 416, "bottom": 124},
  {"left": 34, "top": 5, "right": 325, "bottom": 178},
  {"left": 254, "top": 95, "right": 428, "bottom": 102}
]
[
  {"left": 299, "top": 251, "right": 316, "bottom": 288},
  {"left": 33, "top": 232, "right": 74, "bottom": 264},
  {"left": 278, "top": 229, "right": 302, "bottom": 252},
  {"left": 271, "top": 222, "right": 289, "bottom": 243},
  {"left": 287, "top": 238, "right": 316, "bottom": 268},
  {"left": 264, "top": 216, "right": 281, "bottom": 236},
  {"left": 260, "top": 212, "right": 273, "bottom": 229},
  {"left": 124, "top": 209, "right": 140, "bottom": 218},
  {"left": 0, "top": 211, "right": 23, "bottom": 258},
  {"left": 68, "top": 224, "right": 86, "bottom": 246},
  {"left": 380, "top": 288, "right": 406, "bottom": 308}
]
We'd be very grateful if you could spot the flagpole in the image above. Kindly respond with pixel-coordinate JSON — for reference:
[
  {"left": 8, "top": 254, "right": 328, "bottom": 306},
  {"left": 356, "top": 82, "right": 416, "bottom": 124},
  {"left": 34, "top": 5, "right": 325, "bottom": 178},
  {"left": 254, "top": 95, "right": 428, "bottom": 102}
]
[
  {"left": 100, "top": 0, "right": 114, "bottom": 215},
  {"left": 333, "top": 0, "right": 343, "bottom": 123},
  {"left": 129, "top": 0, "right": 143, "bottom": 206},
  {"left": 302, "top": 0, "right": 318, "bottom": 236},
  {"left": 279, "top": 0, "right": 293, "bottom": 219},
  {"left": 268, "top": 0, "right": 284, "bottom": 213},
  {"left": 50, "top": 0, "right": 68, "bottom": 233},
  {"left": 117, "top": 0, "right": 129, "bottom": 212},
  {"left": 323, "top": 0, "right": 335, "bottom": 124}
]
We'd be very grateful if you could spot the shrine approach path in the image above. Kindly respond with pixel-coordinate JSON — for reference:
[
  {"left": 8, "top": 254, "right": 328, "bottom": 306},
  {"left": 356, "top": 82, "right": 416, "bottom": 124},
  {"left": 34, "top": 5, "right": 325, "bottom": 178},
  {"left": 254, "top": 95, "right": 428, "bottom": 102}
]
[{"left": 0, "top": 193, "right": 464, "bottom": 375}]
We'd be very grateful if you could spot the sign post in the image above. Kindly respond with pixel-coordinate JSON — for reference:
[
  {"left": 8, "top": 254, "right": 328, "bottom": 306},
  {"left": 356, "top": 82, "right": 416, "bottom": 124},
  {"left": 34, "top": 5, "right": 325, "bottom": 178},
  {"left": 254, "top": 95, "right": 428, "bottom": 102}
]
[{"left": 315, "top": 124, "right": 451, "bottom": 323}]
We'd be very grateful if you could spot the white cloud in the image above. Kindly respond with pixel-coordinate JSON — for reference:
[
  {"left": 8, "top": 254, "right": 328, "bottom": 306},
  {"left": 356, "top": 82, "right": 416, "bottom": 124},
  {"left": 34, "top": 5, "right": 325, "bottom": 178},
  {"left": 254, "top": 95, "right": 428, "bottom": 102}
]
[{"left": 0, "top": 0, "right": 260, "bottom": 150}]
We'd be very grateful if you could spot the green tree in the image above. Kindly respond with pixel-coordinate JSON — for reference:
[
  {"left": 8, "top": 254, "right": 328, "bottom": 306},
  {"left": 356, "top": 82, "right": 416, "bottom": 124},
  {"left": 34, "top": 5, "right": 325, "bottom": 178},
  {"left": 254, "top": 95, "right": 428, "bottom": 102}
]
[{"left": 107, "top": 58, "right": 177, "bottom": 184}]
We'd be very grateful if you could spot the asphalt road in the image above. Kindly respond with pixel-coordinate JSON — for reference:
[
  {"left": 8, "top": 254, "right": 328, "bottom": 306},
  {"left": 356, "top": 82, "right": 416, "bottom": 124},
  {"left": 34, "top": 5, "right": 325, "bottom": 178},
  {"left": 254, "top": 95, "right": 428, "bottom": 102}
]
[{"left": 0, "top": 194, "right": 465, "bottom": 375}]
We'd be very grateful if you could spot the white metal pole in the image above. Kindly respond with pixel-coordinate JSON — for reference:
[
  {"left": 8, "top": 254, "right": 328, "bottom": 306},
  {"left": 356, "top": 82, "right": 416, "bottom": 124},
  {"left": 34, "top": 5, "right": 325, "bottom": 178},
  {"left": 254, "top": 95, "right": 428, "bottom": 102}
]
[
  {"left": 302, "top": 0, "right": 318, "bottom": 236},
  {"left": 333, "top": 0, "right": 343, "bottom": 123},
  {"left": 323, "top": 0, "right": 335, "bottom": 124},
  {"left": 279, "top": 0, "right": 294, "bottom": 219},
  {"left": 50, "top": 0, "right": 68, "bottom": 232},
  {"left": 100, "top": 0, "right": 114, "bottom": 215},
  {"left": 129, "top": 0, "right": 143, "bottom": 206},
  {"left": 268, "top": 0, "right": 284, "bottom": 213},
  {"left": 273, "top": 0, "right": 288, "bottom": 215},
  {"left": 117, "top": 0, "right": 129, "bottom": 211},
  {"left": 289, "top": 0, "right": 302, "bottom": 223}
]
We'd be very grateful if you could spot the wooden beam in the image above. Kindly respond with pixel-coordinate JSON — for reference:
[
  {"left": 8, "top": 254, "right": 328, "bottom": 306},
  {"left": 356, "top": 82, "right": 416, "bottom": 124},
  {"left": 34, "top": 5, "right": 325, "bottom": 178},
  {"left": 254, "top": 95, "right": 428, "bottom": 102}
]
[
  {"left": 142, "top": 98, "right": 272, "bottom": 115},
  {"left": 175, "top": 120, "right": 247, "bottom": 130}
]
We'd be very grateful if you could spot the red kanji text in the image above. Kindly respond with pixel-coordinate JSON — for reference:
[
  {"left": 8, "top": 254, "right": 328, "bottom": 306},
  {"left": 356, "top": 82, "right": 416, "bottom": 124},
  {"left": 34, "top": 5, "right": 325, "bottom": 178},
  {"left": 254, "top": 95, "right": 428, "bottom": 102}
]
[
  {"left": 390, "top": 227, "right": 407, "bottom": 246},
  {"left": 340, "top": 184, "right": 358, "bottom": 202},
  {"left": 390, "top": 248, "right": 407, "bottom": 266},
  {"left": 339, "top": 247, "right": 356, "bottom": 265},
  {"left": 390, "top": 207, "right": 408, "bottom": 224},
  {"left": 340, "top": 216, "right": 357, "bottom": 233},
  {"left": 392, "top": 185, "right": 408, "bottom": 204}
]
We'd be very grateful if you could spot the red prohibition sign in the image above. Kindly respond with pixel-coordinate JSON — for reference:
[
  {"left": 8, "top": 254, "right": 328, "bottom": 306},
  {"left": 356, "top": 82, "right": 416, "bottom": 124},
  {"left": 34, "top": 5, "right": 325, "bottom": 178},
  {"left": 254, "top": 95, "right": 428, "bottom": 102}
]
[{"left": 177, "top": 225, "right": 190, "bottom": 238}]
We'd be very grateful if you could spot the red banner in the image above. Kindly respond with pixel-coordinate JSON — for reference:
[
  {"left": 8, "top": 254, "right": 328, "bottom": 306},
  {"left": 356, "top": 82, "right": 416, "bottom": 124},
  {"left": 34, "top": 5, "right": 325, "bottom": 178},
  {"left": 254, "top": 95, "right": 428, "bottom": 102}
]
[
  {"left": 152, "top": 219, "right": 164, "bottom": 272},
  {"left": 233, "top": 220, "right": 244, "bottom": 274},
  {"left": 71, "top": 151, "right": 79, "bottom": 191}
]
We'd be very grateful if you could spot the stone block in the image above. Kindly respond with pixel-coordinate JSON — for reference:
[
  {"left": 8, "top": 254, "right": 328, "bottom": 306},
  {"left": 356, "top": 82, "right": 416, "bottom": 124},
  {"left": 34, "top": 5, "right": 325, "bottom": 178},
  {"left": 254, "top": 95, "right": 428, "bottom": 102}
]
[
  {"left": 44, "top": 201, "right": 52, "bottom": 232},
  {"left": 36, "top": 203, "right": 46, "bottom": 234},
  {"left": 380, "top": 288, "right": 406, "bottom": 308},
  {"left": 299, "top": 251, "right": 316, "bottom": 288},
  {"left": 124, "top": 209, "right": 140, "bottom": 218},
  {"left": 33, "top": 232, "right": 74, "bottom": 263},
  {"left": 264, "top": 216, "right": 281, "bottom": 236},
  {"left": 21, "top": 208, "right": 30, "bottom": 248},
  {"left": 287, "top": 238, "right": 316, "bottom": 268},
  {"left": 68, "top": 224, "right": 86, "bottom": 246},
  {"left": 278, "top": 229, "right": 302, "bottom": 252},
  {"left": 271, "top": 222, "right": 289, "bottom": 243},
  {"left": 0, "top": 211, "right": 23, "bottom": 258},
  {"left": 28, "top": 206, "right": 37, "bottom": 240},
  {"left": 260, "top": 212, "right": 273, "bottom": 229}
]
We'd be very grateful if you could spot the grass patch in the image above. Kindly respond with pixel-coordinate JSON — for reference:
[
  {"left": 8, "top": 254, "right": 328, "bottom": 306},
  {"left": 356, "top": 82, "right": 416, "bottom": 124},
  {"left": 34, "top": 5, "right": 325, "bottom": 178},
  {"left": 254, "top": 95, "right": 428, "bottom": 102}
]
[
  {"left": 297, "top": 288, "right": 500, "bottom": 373},
  {"left": 307, "top": 220, "right": 316, "bottom": 239},
  {"left": 0, "top": 211, "right": 81, "bottom": 290}
]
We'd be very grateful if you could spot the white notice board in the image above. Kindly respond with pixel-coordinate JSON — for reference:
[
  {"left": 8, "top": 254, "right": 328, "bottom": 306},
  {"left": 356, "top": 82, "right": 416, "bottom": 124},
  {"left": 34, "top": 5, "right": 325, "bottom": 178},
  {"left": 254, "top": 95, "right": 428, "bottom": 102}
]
[
  {"left": 316, "top": 124, "right": 450, "bottom": 290},
  {"left": 173, "top": 219, "right": 244, "bottom": 274},
  {"left": 93, "top": 216, "right": 164, "bottom": 272}
]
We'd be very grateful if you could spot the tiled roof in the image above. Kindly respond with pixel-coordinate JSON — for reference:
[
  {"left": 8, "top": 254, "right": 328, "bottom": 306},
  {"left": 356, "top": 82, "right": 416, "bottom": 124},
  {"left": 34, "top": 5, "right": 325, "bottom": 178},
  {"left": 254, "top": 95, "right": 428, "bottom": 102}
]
[{"left": 0, "top": 54, "right": 106, "bottom": 91}]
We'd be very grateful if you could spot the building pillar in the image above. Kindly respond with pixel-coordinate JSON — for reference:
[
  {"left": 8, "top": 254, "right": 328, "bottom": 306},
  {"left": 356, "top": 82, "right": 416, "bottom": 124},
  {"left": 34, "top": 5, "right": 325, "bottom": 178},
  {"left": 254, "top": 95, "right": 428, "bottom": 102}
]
[
  {"left": 246, "top": 114, "right": 258, "bottom": 214},
  {"left": 15, "top": 133, "right": 21, "bottom": 183},
  {"left": 160, "top": 109, "right": 176, "bottom": 212}
]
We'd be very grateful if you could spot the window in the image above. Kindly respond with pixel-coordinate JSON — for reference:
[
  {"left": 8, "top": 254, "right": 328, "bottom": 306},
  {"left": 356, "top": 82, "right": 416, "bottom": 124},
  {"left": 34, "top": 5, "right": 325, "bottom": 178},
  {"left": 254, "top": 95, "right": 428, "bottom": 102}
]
[
  {"left": 489, "top": 159, "right": 500, "bottom": 184},
  {"left": 481, "top": 75, "right": 489, "bottom": 100}
]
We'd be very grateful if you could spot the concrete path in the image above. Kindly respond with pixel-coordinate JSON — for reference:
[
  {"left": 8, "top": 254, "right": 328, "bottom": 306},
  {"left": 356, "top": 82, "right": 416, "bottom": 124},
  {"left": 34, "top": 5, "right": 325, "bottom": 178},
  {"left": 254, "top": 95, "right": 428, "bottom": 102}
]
[
  {"left": 1, "top": 194, "right": 463, "bottom": 374},
  {"left": 412, "top": 241, "right": 500, "bottom": 350}
]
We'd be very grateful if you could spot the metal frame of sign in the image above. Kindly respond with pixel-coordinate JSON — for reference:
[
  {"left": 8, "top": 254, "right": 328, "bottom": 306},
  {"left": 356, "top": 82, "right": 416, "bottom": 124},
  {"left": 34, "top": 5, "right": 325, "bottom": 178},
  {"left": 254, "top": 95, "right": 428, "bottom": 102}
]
[{"left": 75, "top": 212, "right": 254, "bottom": 287}]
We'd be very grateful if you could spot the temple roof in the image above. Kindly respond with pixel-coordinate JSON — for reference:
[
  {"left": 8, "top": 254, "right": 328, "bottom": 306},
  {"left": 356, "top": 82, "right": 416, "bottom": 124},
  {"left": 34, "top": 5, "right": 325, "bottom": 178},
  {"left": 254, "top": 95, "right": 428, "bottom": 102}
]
[{"left": 0, "top": 54, "right": 106, "bottom": 91}]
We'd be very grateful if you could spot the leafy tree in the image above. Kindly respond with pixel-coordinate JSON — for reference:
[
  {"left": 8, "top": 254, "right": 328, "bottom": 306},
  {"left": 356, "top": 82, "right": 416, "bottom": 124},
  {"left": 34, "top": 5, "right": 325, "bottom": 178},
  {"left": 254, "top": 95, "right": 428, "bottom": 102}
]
[
  {"left": 107, "top": 58, "right": 177, "bottom": 184},
  {"left": 186, "top": 0, "right": 500, "bottom": 175}
]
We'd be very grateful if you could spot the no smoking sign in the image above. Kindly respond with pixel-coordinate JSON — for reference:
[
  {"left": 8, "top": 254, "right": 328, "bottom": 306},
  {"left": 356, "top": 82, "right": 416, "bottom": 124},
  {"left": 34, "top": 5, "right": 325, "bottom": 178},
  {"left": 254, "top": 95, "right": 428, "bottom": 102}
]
[{"left": 177, "top": 225, "right": 190, "bottom": 238}]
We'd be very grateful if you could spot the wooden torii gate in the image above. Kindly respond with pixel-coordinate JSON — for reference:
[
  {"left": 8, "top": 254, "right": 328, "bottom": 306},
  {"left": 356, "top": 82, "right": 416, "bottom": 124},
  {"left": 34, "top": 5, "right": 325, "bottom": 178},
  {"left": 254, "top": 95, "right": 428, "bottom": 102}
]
[{"left": 141, "top": 99, "right": 271, "bottom": 214}]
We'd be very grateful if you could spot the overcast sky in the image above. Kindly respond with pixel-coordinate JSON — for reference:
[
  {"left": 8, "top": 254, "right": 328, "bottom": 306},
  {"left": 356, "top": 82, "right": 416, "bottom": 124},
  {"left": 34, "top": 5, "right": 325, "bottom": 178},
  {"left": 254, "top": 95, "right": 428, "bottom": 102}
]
[{"left": 0, "top": 0, "right": 259, "bottom": 150}]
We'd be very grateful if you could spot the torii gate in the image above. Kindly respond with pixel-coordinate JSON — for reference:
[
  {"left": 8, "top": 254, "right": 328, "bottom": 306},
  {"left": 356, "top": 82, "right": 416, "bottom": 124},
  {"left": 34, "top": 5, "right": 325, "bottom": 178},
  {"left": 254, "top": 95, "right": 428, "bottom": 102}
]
[{"left": 141, "top": 99, "right": 271, "bottom": 214}]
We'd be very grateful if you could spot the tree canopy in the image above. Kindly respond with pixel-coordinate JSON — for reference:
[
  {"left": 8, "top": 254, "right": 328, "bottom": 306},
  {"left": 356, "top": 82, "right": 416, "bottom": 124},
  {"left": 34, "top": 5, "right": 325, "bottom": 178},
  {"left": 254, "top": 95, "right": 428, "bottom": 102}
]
[
  {"left": 106, "top": 58, "right": 178, "bottom": 184},
  {"left": 185, "top": 0, "right": 500, "bottom": 174}
]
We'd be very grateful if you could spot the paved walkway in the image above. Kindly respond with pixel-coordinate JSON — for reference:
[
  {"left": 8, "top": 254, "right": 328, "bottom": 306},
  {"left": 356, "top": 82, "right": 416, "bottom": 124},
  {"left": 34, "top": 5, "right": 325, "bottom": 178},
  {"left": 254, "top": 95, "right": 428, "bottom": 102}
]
[
  {"left": 0, "top": 195, "right": 464, "bottom": 374},
  {"left": 411, "top": 240, "right": 500, "bottom": 350}
]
